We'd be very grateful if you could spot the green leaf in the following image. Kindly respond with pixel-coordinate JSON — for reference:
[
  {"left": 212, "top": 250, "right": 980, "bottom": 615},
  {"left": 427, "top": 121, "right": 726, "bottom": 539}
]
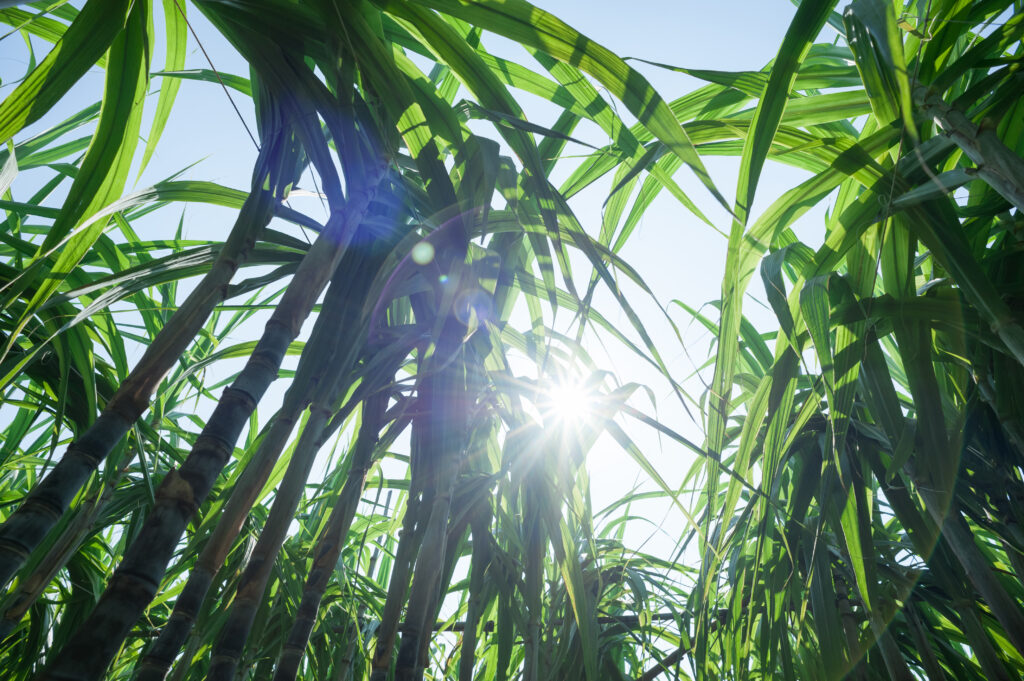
[
  {"left": 410, "top": 0, "right": 731, "bottom": 212},
  {"left": 1, "top": 1, "right": 150, "bottom": 371},
  {"left": 151, "top": 68, "right": 253, "bottom": 97},
  {"left": 0, "top": 142, "right": 16, "bottom": 194},
  {"left": 0, "top": 0, "right": 131, "bottom": 143},
  {"left": 139, "top": 0, "right": 189, "bottom": 173}
]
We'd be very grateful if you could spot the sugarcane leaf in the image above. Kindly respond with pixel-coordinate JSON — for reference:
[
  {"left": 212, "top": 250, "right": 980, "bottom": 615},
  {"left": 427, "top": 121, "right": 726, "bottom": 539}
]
[
  {"left": 152, "top": 68, "right": 253, "bottom": 96},
  {"left": 0, "top": 0, "right": 131, "bottom": 142},
  {"left": 139, "top": 0, "right": 189, "bottom": 174},
  {"left": 409, "top": 0, "right": 731, "bottom": 212}
]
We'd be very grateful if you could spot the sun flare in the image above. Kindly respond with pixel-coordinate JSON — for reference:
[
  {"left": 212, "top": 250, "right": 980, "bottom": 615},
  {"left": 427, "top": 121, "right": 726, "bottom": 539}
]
[{"left": 543, "top": 380, "right": 596, "bottom": 425}]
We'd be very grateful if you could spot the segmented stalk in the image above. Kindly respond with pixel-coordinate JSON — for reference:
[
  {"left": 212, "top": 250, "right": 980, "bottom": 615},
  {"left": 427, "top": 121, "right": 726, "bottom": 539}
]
[
  {"left": 204, "top": 276, "right": 382, "bottom": 681},
  {"left": 133, "top": 264, "right": 364, "bottom": 681},
  {"left": 272, "top": 392, "right": 391, "bottom": 681},
  {"left": 368, "top": 523, "right": 423, "bottom": 678},
  {"left": 35, "top": 161, "right": 385, "bottom": 681},
  {"left": 0, "top": 455, "right": 122, "bottom": 639},
  {"left": 915, "top": 85, "right": 1024, "bottom": 214},
  {"left": 131, "top": 410, "right": 300, "bottom": 681},
  {"left": 205, "top": 405, "right": 334, "bottom": 681},
  {"left": 457, "top": 503, "right": 491, "bottom": 681},
  {"left": 865, "top": 446, "right": 1018, "bottom": 680},
  {"left": 368, "top": 424, "right": 432, "bottom": 681},
  {"left": 393, "top": 334, "right": 467, "bottom": 681},
  {"left": 0, "top": 127, "right": 296, "bottom": 591}
]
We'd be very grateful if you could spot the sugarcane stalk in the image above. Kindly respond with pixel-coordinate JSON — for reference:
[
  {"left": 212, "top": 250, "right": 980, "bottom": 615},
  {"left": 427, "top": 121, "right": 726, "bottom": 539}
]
[
  {"left": 887, "top": 502, "right": 1015, "bottom": 678},
  {"left": 914, "top": 84, "right": 1024, "bottom": 214},
  {"left": 201, "top": 177, "right": 408, "bottom": 679},
  {"left": 132, "top": 262, "right": 365, "bottom": 681},
  {"left": 204, "top": 406, "right": 333, "bottom": 681},
  {"left": 165, "top": 625, "right": 201, "bottom": 681},
  {"left": 393, "top": 334, "right": 468, "bottom": 681},
  {"left": 366, "top": 249, "right": 466, "bottom": 679},
  {"left": 331, "top": 617, "right": 364, "bottom": 681},
  {"left": 904, "top": 604, "right": 948, "bottom": 681},
  {"left": 457, "top": 502, "right": 492, "bottom": 681},
  {"left": 872, "top": 622, "right": 915, "bottom": 681},
  {"left": 861, "top": 337, "right": 1023, "bottom": 672},
  {"left": 204, "top": 343, "right": 378, "bottom": 681},
  {"left": 426, "top": 483, "right": 482, "bottom": 666},
  {"left": 368, "top": 406, "right": 435, "bottom": 681},
  {"left": 865, "top": 447, "right": 1017, "bottom": 680},
  {"left": 522, "top": 486, "right": 544, "bottom": 681},
  {"left": 371, "top": 359, "right": 476, "bottom": 681},
  {"left": 0, "top": 447, "right": 128, "bottom": 640},
  {"left": 202, "top": 245, "right": 404, "bottom": 681},
  {"left": 131, "top": 410, "right": 299, "bottom": 681},
  {"left": 932, "top": 504, "right": 1024, "bottom": 656},
  {"left": 271, "top": 391, "right": 392, "bottom": 681},
  {"left": 393, "top": 487, "right": 458, "bottom": 681},
  {"left": 951, "top": 594, "right": 1016, "bottom": 681},
  {"left": 380, "top": 189, "right": 477, "bottom": 681},
  {"left": 327, "top": 530, "right": 388, "bottom": 681},
  {"left": 0, "top": 124, "right": 298, "bottom": 591},
  {"left": 34, "top": 155, "right": 386, "bottom": 681},
  {"left": 367, "top": 477, "right": 429, "bottom": 679}
]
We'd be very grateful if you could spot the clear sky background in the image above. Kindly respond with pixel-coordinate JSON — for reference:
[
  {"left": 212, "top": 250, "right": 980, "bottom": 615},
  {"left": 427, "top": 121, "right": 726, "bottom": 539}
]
[{"left": 1, "top": 1, "right": 835, "bottom": 565}]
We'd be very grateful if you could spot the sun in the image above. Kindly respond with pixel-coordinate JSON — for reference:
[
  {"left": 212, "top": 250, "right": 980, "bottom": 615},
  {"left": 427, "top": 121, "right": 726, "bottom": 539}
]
[{"left": 541, "top": 379, "right": 597, "bottom": 425}]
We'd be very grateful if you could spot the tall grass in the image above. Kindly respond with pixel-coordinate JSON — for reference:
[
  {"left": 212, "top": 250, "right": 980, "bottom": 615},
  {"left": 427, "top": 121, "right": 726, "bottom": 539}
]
[{"left": 1, "top": 1, "right": 1022, "bottom": 680}]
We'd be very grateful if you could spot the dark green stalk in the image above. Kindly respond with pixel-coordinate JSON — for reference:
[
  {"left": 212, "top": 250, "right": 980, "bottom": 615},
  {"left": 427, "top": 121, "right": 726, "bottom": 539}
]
[
  {"left": 904, "top": 604, "right": 948, "bottom": 681},
  {"left": 861, "top": 338, "right": 1021, "bottom": 675},
  {"left": 204, "top": 404, "right": 333, "bottom": 681},
  {"left": 871, "top": 624, "right": 915, "bottom": 681},
  {"left": 0, "top": 448, "right": 126, "bottom": 640},
  {"left": 457, "top": 503, "right": 492, "bottom": 681},
  {"left": 131, "top": 409, "right": 299, "bottom": 681},
  {"left": 396, "top": 489, "right": 468, "bottom": 681},
  {"left": 932, "top": 505, "right": 1024, "bottom": 656},
  {"left": 35, "top": 161, "right": 385, "bottom": 681},
  {"left": 331, "top": 618, "right": 364, "bottom": 681},
  {"left": 329, "top": 527, "right": 388, "bottom": 681},
  {"left": 864, "top": 446, "right": 1017, "bottom": 681},
  {"left": 888, "top": 320, "right": 1024, "bottom": 655},
  {"left": 369, "top": 316, "right": 447, "bottom": 681},
  {"left": 204, "top": 354, "right": 370, "bottom": 681},
  {"left": 0, "top": 126, "right": 296, "bottom": 591},
  {"left": 202, "top": 187, "right": 405, "bottom": 679},
  {"left": 393, "top": 334, "right": 467, "bottom": 681},
  {"left": 133, "top": 266, "right": 362, "bottom": 681},
  {"left": 272, "top": 392, "right": 391, "bottom": 681},
  {"left": 165, "top": 625, "right": 202, "bottom": 681},
  {"left": 523, "top": 487, "right": 544, "bottom": 681},
  {"left": 368, "top": 432, "right": 432, "bottom": 681},
  {"left": 950, "top": 595, "right": 1015, "bottom": 681}
]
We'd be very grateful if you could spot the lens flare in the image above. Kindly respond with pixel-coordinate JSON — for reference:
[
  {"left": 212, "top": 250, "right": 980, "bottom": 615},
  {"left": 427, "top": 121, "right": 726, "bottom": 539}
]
[{"left": 411, "top": 241, "right": 435, "bottom": 265}]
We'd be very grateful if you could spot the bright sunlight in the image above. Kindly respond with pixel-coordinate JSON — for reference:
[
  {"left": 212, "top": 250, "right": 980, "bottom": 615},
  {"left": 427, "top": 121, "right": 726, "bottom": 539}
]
[{"left": 541, "top": 378, "right": 598, "bottom": 426}]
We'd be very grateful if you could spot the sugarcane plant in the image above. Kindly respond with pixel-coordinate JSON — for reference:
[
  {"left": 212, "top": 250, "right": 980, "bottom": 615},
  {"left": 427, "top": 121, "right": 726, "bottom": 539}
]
[
  {"left": 627, "top": 1, "right": 1024, "bottom": 679},
  {"left": 2, "top": 0, "right": 1024, "bottom": 680},
  {"left": 527, "top": 0, "right": 1024, "bottom": 677},
  {"left": 1, "top": 0, "right": 710, "bottom": 680}
]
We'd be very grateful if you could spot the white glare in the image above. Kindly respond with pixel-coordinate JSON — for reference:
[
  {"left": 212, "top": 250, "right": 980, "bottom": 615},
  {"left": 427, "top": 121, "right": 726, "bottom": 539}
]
[{"left": 545, "top": 381, "right": 594, "bottom": 424}]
